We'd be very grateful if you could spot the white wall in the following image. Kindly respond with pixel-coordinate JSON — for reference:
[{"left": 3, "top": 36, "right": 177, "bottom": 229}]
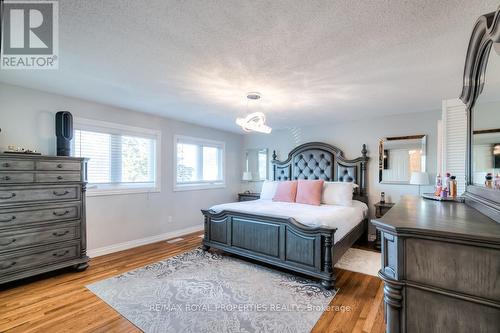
[
  {"left": 243, "top": 110, "right": 441, "bottom": 220},
  {"left": 0, "top": 83, "right": 243, "bottom": 254},
  {"left": 0, "top": 82, "right": 442, "bottom": 246}
]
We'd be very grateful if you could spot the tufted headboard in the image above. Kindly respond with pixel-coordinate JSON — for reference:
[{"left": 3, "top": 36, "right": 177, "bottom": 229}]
[{"left": 271, "top": 142, "right": 369, "bottom": 203}]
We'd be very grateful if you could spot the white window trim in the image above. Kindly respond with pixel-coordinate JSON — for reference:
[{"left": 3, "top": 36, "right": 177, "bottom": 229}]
[
  {"left": 73, "top": 117, "right": 162, "bottom": 197},
  {"left": 173, "top": 135, "right": 226, "bottom": 191}
]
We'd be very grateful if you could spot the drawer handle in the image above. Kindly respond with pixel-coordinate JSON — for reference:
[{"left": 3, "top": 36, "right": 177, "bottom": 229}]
[
  {"left": 0, "top": 238, "right": 16, "bottom": 246},
  {"left": 0, "top": 215, "right": 16, "bottom": 223},
  {"left": 53, "top": 190, "right": 69, "bottom": 197},
  {"left": 57, "top": 164, "right": 63, "bottom": 169},
  {"left": 52, "top": 250, "right": 69, "bottom": 257},
  {"left": 2, "top": 162, "right": 10, "bottom": 168},
  {"left": 53, "top": 210, "right": 70, "bottom": 217},
  {"left": 0, "top": 193, "right": 16, "bottom": 200},
  {"left": 52, "top": 230, "right": 69, "bottom": 237},
  {"left": 0, "top": 261, "right": 16, "bottom": 270},
  {"left": 57, "top": 176, "right": 64, "bottom": 180},
  {"left": 2, "top": 176, "right": 11, "bottom": 181}
]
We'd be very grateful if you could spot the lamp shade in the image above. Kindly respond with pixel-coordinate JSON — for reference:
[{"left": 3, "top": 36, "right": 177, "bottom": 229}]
[
  {"left": 242, "top": 171, "right": 253, "bottom": 181},
  {"left": 410, "top": 171, "right": 429, "bottom": 185}
]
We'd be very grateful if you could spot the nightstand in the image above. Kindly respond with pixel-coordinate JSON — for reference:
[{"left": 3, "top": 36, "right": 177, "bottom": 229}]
[
  {"left": 373, "top": 202, "right": 395, "bottom": 251},
  {"left": 238, "top": 192, "right": 260, "bottom": 202}
]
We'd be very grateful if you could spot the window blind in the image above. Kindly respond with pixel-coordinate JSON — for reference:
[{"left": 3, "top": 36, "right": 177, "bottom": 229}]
[
  {"left": 72, "top": 119, "right": 159, "bottom": 192},
  {"left": 442, "top": 99, "right": 467, "bottom": 194}
]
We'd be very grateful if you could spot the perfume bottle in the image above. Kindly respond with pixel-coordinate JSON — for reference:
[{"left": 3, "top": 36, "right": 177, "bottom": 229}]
[
  {"left": 444, "top": 172, "right": 451, "bottom": 195},
  {"left": 450, "top": 176, "right": 457, "bottom": 198},
  {"left": 495, "top": 174, "right": 500, "bottom": 190},
  {"left": 380, "top": 192, "right": 386, "bottom": 204},
  {"left": 485, "top": 173, "right": 493, "bottom": 189},
  {"left": 435, "top": 174, "right": 442, "bottom": 196}
]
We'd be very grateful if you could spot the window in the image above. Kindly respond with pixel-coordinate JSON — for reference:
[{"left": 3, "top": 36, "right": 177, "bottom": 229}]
[
  {"left": 72, "top": 118, "right": 161, "bottom": 195},
  {"left": 174, "top": 135, "right": 225, "bottom": 190}
]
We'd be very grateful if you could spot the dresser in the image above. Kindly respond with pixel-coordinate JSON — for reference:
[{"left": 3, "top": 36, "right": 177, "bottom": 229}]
[
  {"left": 0, "top": 154, "right": 89, "bottom": 284},
  {"left": 372, "top": 196, "right": 500, "bottom": 333},
  {"left": 374, "top": 201, "right": 395, "bottom": 251}
]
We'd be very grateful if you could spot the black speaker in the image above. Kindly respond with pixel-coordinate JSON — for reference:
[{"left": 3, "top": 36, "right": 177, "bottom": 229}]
[{"left": 55, "top": 111, "right": 73, "bottom": 156}]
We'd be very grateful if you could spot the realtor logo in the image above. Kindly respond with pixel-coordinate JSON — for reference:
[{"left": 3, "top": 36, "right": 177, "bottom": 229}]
[{"left": 1, "top": 0, "right": 59, "bottom": 69}]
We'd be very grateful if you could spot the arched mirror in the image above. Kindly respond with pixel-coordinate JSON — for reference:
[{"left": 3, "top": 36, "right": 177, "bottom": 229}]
[
  {"left": 461, "top": 7, "right": 500, "bottom": 222},
  {"left": 472, "top": 44, "right": 500, "bottom": 189}
]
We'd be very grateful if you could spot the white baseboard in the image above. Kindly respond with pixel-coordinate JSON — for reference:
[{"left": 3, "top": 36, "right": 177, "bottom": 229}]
[{"left": 87, "top": 225, "right": 204, "bottom": 258}]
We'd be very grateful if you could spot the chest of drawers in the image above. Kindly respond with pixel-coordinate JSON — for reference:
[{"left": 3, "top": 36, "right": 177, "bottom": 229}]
[
  {"left": 372, "top": 196, "right": 500, "bottom": 333},
  {"left": 0, "top": 154, "right": 89, "bottom": 284}
]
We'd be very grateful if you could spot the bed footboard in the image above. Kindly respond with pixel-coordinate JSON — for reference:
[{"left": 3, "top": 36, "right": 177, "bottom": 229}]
[{"left": 201, "top": 209, "right": 350, "bottom": 288}]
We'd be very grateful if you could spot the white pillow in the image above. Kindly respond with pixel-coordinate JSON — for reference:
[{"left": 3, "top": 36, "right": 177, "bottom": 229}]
[
  {"left": 260, "top": 180, "right": 278, "bottom": 200},
  {"left": 332, "top": 181, "right": 359, "bottom": 189},
  {"left": 322, "top": 182, "right": 357, "bottom": 206},
  {"left": 325, "top": 181, "right": 359, "bottom": 190}
]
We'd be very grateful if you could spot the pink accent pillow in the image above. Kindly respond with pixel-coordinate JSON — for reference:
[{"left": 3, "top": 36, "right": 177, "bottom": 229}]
[
  {"left": 272, "top": 181, "right": 298, "bottom": 203},
  {"left": 296, "top": 179, "right": 324, "bottom": 206}
]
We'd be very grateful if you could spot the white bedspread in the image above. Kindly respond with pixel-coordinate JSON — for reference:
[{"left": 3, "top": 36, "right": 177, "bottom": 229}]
[{"left": 209, "top": 200, "right": 368, "bottom": 244}]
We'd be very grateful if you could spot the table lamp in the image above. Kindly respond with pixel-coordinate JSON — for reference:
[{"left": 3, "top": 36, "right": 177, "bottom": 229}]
[
  {"left": 410, "top": 171, "right": 429, "bottom": 196},
  {"left": 242, "top": 171, "right": 253, "bottom": 181}
]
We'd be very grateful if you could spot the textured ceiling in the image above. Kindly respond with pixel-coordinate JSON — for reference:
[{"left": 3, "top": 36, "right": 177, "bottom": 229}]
[{"left": 0, "top": 0, "right": 498, "bottom": 133}]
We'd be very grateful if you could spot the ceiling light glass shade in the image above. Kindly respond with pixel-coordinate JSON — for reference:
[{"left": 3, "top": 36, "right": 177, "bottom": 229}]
[{"left": 236, "top": 112, "right": 272, "bottom": 134}]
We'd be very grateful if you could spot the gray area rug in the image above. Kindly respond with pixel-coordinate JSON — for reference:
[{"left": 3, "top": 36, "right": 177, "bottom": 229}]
[{"left": 87, "top": 248, "right": 337, "bottom": 333}]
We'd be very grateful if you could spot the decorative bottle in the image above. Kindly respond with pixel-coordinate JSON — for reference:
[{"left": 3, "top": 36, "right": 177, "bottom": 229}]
[
  {"left": 485, "top": 173, "right": 493, "bottom": 189},
  {"left": 495, "top": 173, "right": 500, "bottom": 190},
  {"left": 441, "top": 186, "right": 448, "bottom": 198},
  {"left": 450, "top": 176, "right": 457, "bottom": 198},
  {"left": 435, "top": 174, "right": 442, "bottom": 196},
  {"left": 444, "top": 172, "right": 451, "bottom": 195}
]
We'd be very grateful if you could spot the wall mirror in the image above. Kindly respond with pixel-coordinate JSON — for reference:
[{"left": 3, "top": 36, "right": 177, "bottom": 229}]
[
  {"left": 472, "top": 44, "right": 500, "bottom": 189},
  {"left": 461, "top": 7, "right": 500, "bottom": 222},
  {"left": 378, "top": 135, "right": 426, "bottom": 184},
  {"left": 243, "top": 148, "right": 268, "bottom": 181}
]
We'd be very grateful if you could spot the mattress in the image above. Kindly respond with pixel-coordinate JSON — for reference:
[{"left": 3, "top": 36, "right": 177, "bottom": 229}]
[{"left": 209, "top": 199, "right": 368, "bottom": 244}]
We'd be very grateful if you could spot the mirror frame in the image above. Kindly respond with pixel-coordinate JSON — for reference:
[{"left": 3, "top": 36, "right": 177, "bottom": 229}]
[
  {"left": 378, "top": 135, "right": 427, "bottom": 184},
  {"left": 460, "top": 6, "right": 500, "bottom": 222}
]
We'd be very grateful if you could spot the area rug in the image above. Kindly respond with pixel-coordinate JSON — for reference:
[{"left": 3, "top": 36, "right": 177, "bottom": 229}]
[
  {"left": 334, "top": 248, "right": 381, "bottom": 277},
  {"left": 87, "top": 248, "right": 337, "bottom": 333}
]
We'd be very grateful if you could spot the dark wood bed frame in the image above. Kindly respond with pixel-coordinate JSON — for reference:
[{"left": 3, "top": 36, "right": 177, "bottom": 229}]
[{"left": 201, "top": 142, "right": 369, "bottom": 288}]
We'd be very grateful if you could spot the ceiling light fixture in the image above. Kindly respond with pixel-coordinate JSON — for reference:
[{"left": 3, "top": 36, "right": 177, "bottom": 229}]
[
  {"left": 236, "top": 92, "right": 272, "bottom": 134},
  {"left": 236, "top": 112, "right": 272, "bottom": 134}
]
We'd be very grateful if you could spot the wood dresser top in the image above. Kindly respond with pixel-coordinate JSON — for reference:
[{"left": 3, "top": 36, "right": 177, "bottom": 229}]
[
  {"left": 372, "top": 196, "right": 500, "bottom": 244},
  {"left": 0, "top": 154, "right": 86, "bottom": 161}
]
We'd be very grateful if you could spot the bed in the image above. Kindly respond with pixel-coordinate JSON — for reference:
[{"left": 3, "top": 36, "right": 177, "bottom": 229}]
[{"left": 201, "top": 142, "right": 369, "bottom": 288}]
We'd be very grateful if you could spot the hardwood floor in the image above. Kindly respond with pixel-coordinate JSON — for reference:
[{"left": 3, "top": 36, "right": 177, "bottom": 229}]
[{"left": 0, "top": 233, "right": 385, "bottom": 333}]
